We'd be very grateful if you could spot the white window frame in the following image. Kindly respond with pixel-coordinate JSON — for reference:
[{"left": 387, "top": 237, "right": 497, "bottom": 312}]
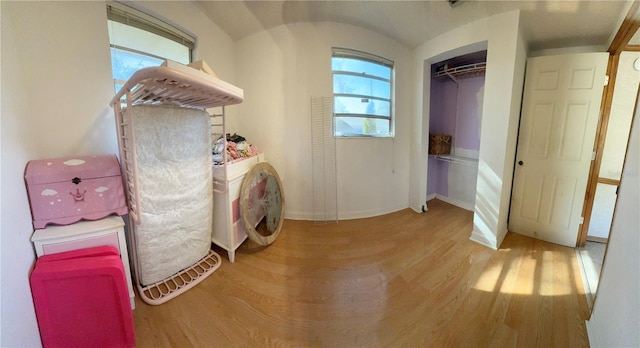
[
  {"left": 107, "top": 2, "right": 195, "bottom": 89},
  {"left": 332, "top": 48, "right": 394, "bottom": 138}
]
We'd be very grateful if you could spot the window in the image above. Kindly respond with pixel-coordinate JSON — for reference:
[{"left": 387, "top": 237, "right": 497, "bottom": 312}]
[
  {"left": 332, "top": 48, "right": 394, "bottom": 137},
  {"left": 107, "top": 3, "right": 195, "bottom": 92}
]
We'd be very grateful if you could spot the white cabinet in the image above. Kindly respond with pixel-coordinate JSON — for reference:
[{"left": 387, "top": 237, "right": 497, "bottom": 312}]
[
  {"left": 31, "top": 216, "right": 135, "bottom": 309},
  {"left": 212, "top": 153, "right": 264, "bottom": 262}
]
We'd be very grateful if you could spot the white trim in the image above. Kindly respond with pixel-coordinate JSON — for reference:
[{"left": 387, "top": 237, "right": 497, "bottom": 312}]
[
  {"left": 337, "top": 204, "right": 407, "bottom": 220},
  {"left": 284, "top": 211, "right": 337, "bottom": 221},
  {"left": 332, "top": 47, "right": 393, "bottom": 67},
  {"left": 410, "top": 203, "right": 424, "bottom": 213},
  {"left": 469, "top": 229, "right": 497, "bottom": 250},
  {"left": 575, "top": 249, "right": 595, "bottom": 308},
  {"left": 108, "top": 1, "right": 195, "bottom": 49},
  {"left": 434, "top": 194, "right": 474, "bottom": 212},
  {"left": 285, "top": 204, "right": 408, "bottom": 221},
  {"left": 529, "top": 46, "right": 606, "bottom": 58}
]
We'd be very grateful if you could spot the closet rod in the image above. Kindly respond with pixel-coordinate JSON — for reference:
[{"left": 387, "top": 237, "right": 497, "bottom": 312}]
[{"left": 434, "top": 154, "right": 478, "bottom": 166}]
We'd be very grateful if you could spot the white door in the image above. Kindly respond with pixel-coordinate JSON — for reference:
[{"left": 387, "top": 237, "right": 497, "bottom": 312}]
[{"left": 509, "top": 53, "right": 608, "bottom": 247}]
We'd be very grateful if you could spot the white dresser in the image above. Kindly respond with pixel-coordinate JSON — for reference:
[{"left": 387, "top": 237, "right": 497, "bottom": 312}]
[
  {"left": 212, "top": 153, "right": 264, "bottom": 262},
  {"left": 31, "top": 216, "right": 135, "bottom": 309}
]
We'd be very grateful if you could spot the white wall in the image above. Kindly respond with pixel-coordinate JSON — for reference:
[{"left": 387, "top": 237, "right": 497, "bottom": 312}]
[
  {"left": 599, "top": 51, "right": 640, "bottom": 181},
  {"left": 587, "top": 51, "right": 640, "bottom": 240},
  {"left": 234, "top": 22, "right": 413, "bottom": 220},
  {"left": 2, "top": 3, "right": 114, "bottom": 346},
  {"left": 586, "top": 89, "right": 640, "bottom": 347},
  {"left": 126, "top": 1, "right": 241, "bottom": 131},
  {"left": 0, "top": 3, "right": 3, "bottom": 342},
  {"left": 2, "top": 2, "right": 635, "bottom": 346},
  {"left": 587, "top": 183, "right": 617, "bottom": 239},
  {"left": 411, "top": 10, "right": 527, "bottom": 249},
  {"left": 0, "top": 2, "right": 236, "bottom": 346}
]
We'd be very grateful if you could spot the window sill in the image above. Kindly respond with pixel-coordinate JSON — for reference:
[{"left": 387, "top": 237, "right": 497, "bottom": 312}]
[{"left": 335, "top": 135, "right": 395, "bottom": 139}]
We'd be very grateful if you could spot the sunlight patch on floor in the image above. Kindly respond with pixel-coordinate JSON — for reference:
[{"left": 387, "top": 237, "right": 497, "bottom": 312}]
[
  {"left": 577, "top": 241, "right": 606, "bottom": 302},
  {"left": 473, "top": 249, "right": 573, "bottom": 296},
  {"left": 473, "top": 263, "right": 508, "bottom": 293}
]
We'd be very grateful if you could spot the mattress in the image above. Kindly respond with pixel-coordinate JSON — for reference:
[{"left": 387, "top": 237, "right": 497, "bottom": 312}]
[{"left": 130, "top": 105, "right": 213, "bottom": 285}]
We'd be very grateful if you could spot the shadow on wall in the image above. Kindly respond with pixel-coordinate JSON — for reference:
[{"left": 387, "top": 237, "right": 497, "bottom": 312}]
[
  {"left": 472, "top": 160, "right": 502, "bottom": 248},
  {"left": 68, "top": 107, "right": 119, "bottom": 157}
]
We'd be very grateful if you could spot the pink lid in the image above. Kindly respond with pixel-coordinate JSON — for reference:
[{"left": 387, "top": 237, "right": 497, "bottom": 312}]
[
  {"left": 30, "top": 244, "right": 135, "bottom": 348},
  {"left": 36, "top": 245, "right": 120, "bottom": 263},
  {"left": 25, "top": 155, "right": 121, "bottom": 185}
]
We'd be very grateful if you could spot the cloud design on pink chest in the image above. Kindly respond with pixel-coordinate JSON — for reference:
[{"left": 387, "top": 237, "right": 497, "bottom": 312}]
[
  {"left": 41, "top": 189, "right": 58, "bottom": 196},
  {"left": 63, "top": 159, "right": 86, "bottom": 166}
]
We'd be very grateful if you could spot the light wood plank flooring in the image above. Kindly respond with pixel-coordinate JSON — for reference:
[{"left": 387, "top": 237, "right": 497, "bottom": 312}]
[{"left": 131, "top": 199, "right": 590, "bottom": 347}]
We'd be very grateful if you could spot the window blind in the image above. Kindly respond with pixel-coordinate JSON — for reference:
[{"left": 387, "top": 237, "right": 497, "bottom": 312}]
[
  {"left": 332, "top": 47, "right": 393, "bottom": 69},
  {"left": 107, "top": 2, "right": 195, "bottom": 50}
]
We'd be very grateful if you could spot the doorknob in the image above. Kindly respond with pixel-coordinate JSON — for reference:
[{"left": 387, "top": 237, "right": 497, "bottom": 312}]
[{"left": 518, "top": 160, "right": 524, "bottom": 166}]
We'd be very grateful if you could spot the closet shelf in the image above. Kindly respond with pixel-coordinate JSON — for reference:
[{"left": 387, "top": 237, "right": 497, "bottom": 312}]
[
  {"left": 432, "top": 154, "right": 479, "bottom": 165},
  {"left": 110, "top": 64, "right": 243, "bottom": 109},
  {"left": 434, "top": 62, "right": 486, "bottom": 81}
]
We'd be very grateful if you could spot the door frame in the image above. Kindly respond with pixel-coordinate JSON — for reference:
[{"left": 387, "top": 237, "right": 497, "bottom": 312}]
[{"left": 577, "top": 2, "right": 640, "bottom": 247}]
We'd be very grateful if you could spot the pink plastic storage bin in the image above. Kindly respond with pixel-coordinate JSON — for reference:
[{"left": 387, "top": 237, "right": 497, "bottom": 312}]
[
  {"left": 29, "top": 245, "right": 135, "bottom": 348},
  {"left": 25, "top": 154, "right": 128, "bottom": 229}
]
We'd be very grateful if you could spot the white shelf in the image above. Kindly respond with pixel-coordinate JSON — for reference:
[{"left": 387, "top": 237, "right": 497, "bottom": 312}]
[
  {"left": 434, "top": 62, "right": 486, "bottom": 81},
  {"left": 110, "top": 64, "right": 243, "bottom": 109},
  {"left": 432, "top": 154, "right": 479, "bottom": 165}
]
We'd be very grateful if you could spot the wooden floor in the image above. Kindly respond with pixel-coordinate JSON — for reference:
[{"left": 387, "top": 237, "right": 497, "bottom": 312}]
[{"left": 131, "top": 199, "right": 590, "bottom": 347}]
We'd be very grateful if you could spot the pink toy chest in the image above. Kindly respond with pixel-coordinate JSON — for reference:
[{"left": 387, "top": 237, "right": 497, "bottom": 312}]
[
  {"left": 29, "top": 245, "right": 135, "bottom": 348},
  {"left": 25, "top": 154, "right": 128, "bottom": 229}
]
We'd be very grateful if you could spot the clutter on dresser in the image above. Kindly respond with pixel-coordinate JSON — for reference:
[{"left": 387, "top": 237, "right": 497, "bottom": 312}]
[{"left": 212, "top": 133, "right": 259, "bottom": 165}]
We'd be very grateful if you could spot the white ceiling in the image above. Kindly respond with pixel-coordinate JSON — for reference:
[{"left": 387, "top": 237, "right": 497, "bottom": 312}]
[{"left": 197, "top": 0, "right": 631, "bottom": 50}]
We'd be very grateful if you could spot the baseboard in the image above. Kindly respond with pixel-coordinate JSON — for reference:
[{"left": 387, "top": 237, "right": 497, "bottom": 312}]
[
  {"left": 410, "top": 200, "right": 426, "bottom": 213},
  {"left": 586, "top": 236, "right": 608, "bottom": 244},
  {"left": 285, "top": 211, "right": 338, "bottom": 221},
  {"left": 469, "top": 229, "right": 498, "bottom": 250},
  {"left": 435, "top": 194, "right": 474, "bottom": 212},
  {"left": 575, "top": 249, "right": 595, "bottom": 309},
  {"left": 496, "top": 227, "right": 508, "bottom": 249},
  {"left": 285, "top": 204, "right": 409, "bottom": 221},
  {"left": 338, "top": 204, "right": 408, "bottom": 220}
]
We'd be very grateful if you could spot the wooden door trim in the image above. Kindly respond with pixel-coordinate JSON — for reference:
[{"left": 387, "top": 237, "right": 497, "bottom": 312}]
[
  {"left": 577, "top": 54, "right": 619, "bottom": 247},
  {"left": 590, "top": 86, "right": 640, "bottom": 313},
  {"left": 610, "top": 2, "right": 640, "bottom": 54},
  {"left": 625, "top": 45, "right": 640, "bottom": 52},
  {"left": 578, "top": 3, "right": 640, "bottom": 247},
  {"left": 597, "top": 177, "right": 621, "bottom": 186}
]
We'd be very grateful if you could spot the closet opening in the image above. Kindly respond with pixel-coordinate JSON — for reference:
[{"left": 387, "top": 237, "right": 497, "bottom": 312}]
[{"left": 426, "top": 50, "right": 487, "bottom": 211}]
